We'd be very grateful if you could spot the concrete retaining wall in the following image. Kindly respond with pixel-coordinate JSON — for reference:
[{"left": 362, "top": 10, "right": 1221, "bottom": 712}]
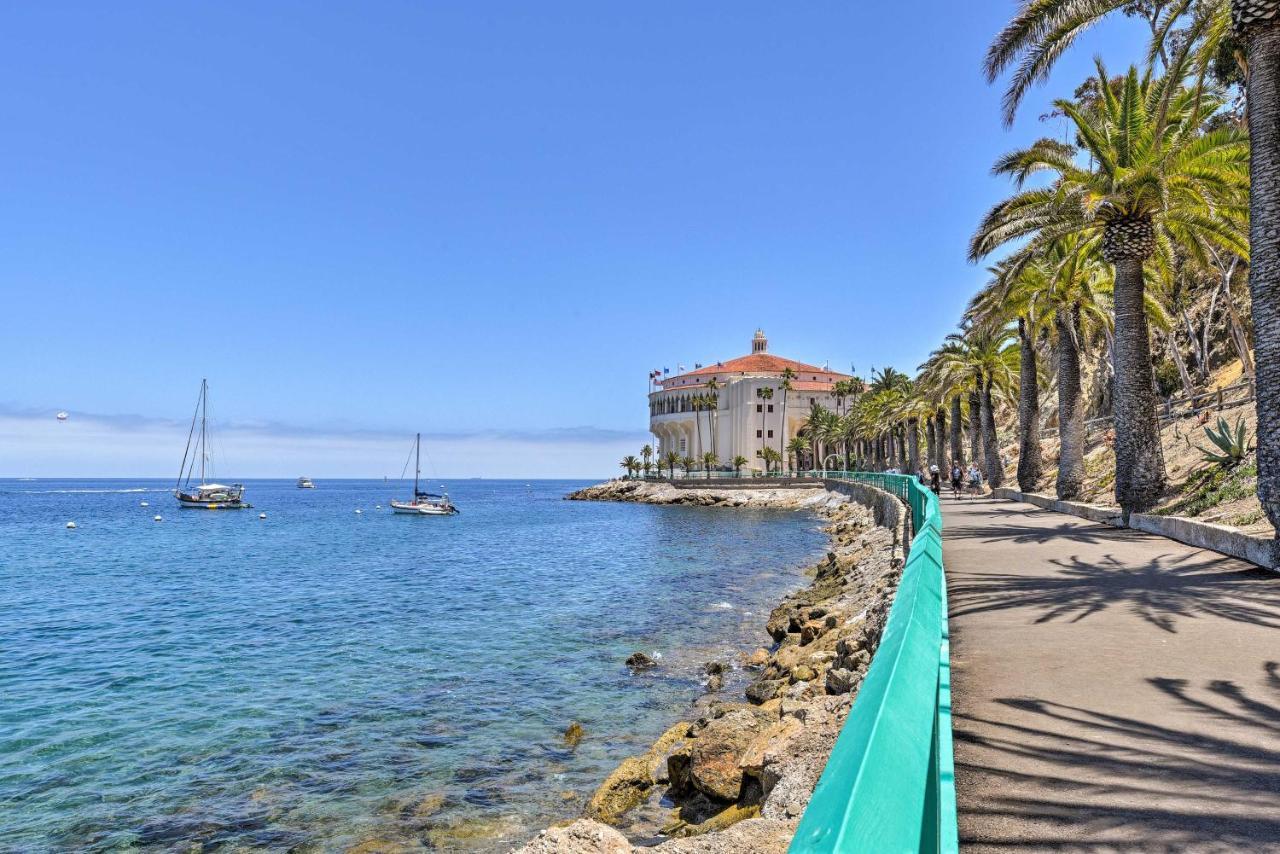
[
  {"left": 991, "top": 488, "right": 1124, "bottom": 527},
  {"left": 992, "top": 487, "right": 1276, "bottom": 571}
]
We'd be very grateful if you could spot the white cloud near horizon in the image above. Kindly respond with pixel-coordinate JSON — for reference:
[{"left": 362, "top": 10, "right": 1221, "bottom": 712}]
[{"left": 0, "top": 408, "right": 649, "bottom": 479}]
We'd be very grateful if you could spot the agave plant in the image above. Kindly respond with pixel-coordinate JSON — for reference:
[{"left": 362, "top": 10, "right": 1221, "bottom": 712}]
[{"left": 1198, "top": 415, "right": 1252, "bottom": 468}]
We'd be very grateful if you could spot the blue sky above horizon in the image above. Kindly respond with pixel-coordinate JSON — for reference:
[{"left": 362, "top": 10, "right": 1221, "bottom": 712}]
[{"left": 1, "top": 3, "right": 1148, "bottom": 477}]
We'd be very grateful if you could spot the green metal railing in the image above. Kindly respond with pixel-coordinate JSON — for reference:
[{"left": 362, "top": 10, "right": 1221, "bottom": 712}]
[{"left": 789, "top": 472, "right": 957, "bottom": 853}]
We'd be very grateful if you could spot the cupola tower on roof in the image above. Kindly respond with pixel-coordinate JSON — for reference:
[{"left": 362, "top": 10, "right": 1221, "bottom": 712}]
[{"left": 752, "top": 329, "right": 768, "bottom": 353}]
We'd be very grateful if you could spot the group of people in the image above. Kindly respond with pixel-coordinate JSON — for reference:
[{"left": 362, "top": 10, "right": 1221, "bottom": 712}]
[
  {"left": 881, "top": 461, "right": 986, "bottom": 497},
  {"left": 921, "top": 461, "right": 983, "bottom": 498}
]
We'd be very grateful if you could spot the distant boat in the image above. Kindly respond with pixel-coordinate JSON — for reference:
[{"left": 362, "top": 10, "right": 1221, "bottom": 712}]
[
  {"left": 174, "top": 379, "right": 248, "bottom": 509},
  {"left": 390, "top": 433, "right": 457, "bottom": 516},
  {"left": 56, "top": 411, "right": 68, "bottom": 422},
  {"left": 297, "top": 477, "right": 316, "bottom": 489}
]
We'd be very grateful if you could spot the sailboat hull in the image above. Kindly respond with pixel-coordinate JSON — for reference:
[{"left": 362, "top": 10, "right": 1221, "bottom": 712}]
[
  {"left": 389, "top": 500, "right": 456, "bottom": 515},
  {"left": 175, "top": 487, "right": 248, "bottom": 509},
  {"left": 176, "top": 497, "right": 250, "bottom": 509}
]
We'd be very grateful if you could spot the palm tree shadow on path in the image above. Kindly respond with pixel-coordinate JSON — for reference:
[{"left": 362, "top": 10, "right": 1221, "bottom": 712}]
[
  {"left": 954, "top": 665, "right": 1280, "bottom": 851},
  {"left": 948, "top": 543, "right": 1280, "bottom": 633}
]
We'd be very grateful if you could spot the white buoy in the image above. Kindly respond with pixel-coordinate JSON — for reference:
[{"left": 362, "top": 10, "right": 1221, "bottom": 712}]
[
  {"left": 66, "top": 521, "right": 77, "bottom": 529},
  {"left": 355, "top": 509, "right": 363, "bottom": 514},
  {"left": 259, "top": 512, "right": 267, "bottom": 519},
  {"left": 153, "top": 515, "right": 162, "bottom": 522},
  {"left": 140, "top": 501, "right": 149, "bottom": 507},
  {"left": 375, "top": 504, "right": 381, "bottom": 509}
]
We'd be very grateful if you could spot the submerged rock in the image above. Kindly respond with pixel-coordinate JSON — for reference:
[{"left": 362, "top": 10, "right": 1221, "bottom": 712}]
[
  {"left": 564, "top": 721, "right": 584, "bottom": 747},
  {"left": 626, "top": 652, "right": 658, "bottom": 671}
]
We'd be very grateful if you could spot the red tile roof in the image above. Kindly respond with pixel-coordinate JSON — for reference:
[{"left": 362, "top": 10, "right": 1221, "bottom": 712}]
[
  {"left": 659, "top": 353, "right": 851, "bottom": 389},
  {"left": 688, "top": 354, "right": 829, "bottom": 375}
]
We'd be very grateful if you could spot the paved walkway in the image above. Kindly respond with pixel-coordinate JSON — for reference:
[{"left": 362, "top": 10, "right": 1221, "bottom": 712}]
[{"left": 943, "top": 495, "right": 1280, "bottom": 852}]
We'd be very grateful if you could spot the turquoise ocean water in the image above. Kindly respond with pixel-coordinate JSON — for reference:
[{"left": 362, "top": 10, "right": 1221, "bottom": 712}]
[{"left": 0, "top": 479, "right": 826, "bottom": 852}]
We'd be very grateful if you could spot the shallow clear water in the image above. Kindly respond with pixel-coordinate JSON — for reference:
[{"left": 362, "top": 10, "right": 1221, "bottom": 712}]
[{"left": 0, "top": 479, "right": 825, "bottom": 852}]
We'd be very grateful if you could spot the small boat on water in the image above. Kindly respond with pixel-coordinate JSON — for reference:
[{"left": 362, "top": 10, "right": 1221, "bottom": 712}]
[
  {"left": 297, "top": 477, "right": 316, "bottom": 489},
  {"left": 390, "top": 433, "right": 458, "bottom": 516},
  {"left": 174, "top": 379, "right": 249, "bottom": 510}
]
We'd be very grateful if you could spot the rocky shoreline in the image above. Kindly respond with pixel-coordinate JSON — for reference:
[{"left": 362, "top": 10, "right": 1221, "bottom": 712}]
[{"left": 515, "top": 480, "right": 904, "bottom": 852}]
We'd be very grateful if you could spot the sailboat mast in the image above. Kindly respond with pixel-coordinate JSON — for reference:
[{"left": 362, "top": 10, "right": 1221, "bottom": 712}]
[
  {"left": 200, "top": 379, "right": 208, "bottom": 484},
  {"left": 415, "top": 432, "right": 421, "bottom": 495}
]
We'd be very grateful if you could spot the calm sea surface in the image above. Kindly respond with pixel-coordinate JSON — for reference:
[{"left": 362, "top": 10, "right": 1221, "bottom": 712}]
[{"left": 0, "top": 479, "right": 826, "bottom": 852}]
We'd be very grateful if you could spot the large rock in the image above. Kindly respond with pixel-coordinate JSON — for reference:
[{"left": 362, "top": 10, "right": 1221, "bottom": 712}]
[
  {"left": 647, "top": 721, "right": 694, "bottom": 783},
  {"left": 744, "top": 678, "right": 785, "bottom": 705},
  {"left": 585, "top": 756, "right": 653, "bottom": 824},
  {"left": 687, "top": 709, "right": 761, "bottom": 801},
  {"left": 514, "top": 819, "right": 632, "bottom": 853},
  {"left": 737, "top": 717, "right": 804, "bottom": 778},
  {"left": 651, "top": 816, "right": 800, "bottom": 853},
  {"left": 626, "top": 651, "right": 657, "bottom": 670}
]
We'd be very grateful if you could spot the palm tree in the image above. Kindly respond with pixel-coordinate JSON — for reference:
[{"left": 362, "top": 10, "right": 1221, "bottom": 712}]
[
  {"left": 968, "top": 261, "right": 1047, "bottom": 492},
  {"left": 691, "top": 394, "right": 706, "bottom": 467},
  {"left": 786, "top": 436, "right": 808, "bottom": 473},
  {"left": 757, "top": 386, "right": 774, "bottom": 469},
  {"left": 620, "top": 455, "right": 640, "bottom": 479},
  {"left": 680, "top": 456, "right": 696, "bottom": 477},
  {"left": 663, "top": 450, "right": 680, "bottom": 479},
  {"left": 779, "top": 367, "right": 796, "bottom": 464},
  {"left": 975, "top": 236, "right": 1115, "bottom": 498},
  {"left": 761, "top": 446, "right": 782, "bottom": 475},
  {"left": 987, "top": 0, "right": 1280, "bottom": 541},
  {"left": 701, "top": 451, "right": 719, "bottom": 478},
  {"left": 640, "top": 444, "right": 654, "bottom": 477},
  {"left": 705, "top": 377, "right": 722, "bottom": 460},
  {"left": 971, "top": 62, "right": 1248, "bottom": 511},
  {"left": 732, "top": 454, "right": 749, "bottom": 478}
]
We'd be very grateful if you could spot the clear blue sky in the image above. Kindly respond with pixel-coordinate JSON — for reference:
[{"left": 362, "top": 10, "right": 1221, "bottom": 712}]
[{"left": 1, "top": 3, "right": 1148, "bottom": 477}]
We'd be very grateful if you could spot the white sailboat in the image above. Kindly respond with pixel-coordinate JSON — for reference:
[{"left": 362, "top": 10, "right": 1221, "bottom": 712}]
[
  {"left": 174, "top": 379, "right": 248, "bottom": 509},
  {"left": 390, "top": 433, "right": 457, "bottom": 516}
]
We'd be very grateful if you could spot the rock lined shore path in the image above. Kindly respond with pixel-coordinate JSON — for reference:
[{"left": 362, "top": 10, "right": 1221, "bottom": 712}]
[{"left": 944, "top": 495, "right": 1280, "bottom": 852}]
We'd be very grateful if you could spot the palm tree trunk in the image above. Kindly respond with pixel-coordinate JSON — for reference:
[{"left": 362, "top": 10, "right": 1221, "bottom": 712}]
[
  {"left": 907, "top": 418, "right": 920, "bottom": 475},
  {"left": 1241, "top": 8, "right": 1280, "bottom": 556},
  {"left": 950, "top": 395, "right": 964, "bottom": 469},
  {"left": 1107, "top": 242, "right": 1167, "bottom": 513},
  {"left": 780, "top": 392, "right": 788, "bottom": 472},
  {"left": 925, "top": 416, "right": 936, "bottom": 475},
  {"left": 935, "top": 406, "right": 948, "bottom": 473},
  {"left": 968, "top": 386, "right": 981, "bottom": 466},
  {"left": 1017, "top": 316, "right": 1043, "bottom": 492},
  {"left": 1056, "top": 308, "right": 1087, "bottom": 500},
  {"left": 981, "top": 374, "right": 1003, "bottom": 488}
]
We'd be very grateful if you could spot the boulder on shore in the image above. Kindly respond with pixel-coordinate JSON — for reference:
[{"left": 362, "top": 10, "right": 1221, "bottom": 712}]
[
  {"left": 514, "top": 819, "right": 632, "bottom": 853},
  {"left": 585, "top": 756, "right": 653, "bottom": 824},
  {"left": 687, "top": 709, "right": 761, "bottom": 801}
]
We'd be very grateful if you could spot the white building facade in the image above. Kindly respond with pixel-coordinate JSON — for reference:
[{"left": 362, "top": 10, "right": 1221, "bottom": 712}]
[{"left": 648, "top": 330, "right": 852, "bottom": 473}]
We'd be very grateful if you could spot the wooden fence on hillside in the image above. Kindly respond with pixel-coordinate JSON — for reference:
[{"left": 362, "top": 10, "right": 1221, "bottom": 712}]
[{"left": 1039, "top": 378, "right": 1256, "bottom": 441}]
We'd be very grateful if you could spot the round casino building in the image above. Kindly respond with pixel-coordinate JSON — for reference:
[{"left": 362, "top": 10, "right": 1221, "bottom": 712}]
[{"left": 649, "top": 330, "right": 853, "bottom": 474}]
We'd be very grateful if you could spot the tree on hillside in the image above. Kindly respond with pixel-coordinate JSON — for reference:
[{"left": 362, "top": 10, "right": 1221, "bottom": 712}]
[
  {"left": 986, "top": 0, "right": 1279, "bottom": 549},
  {"left": 971, "top": 61, "right": 1248, "bottom": 511}
]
